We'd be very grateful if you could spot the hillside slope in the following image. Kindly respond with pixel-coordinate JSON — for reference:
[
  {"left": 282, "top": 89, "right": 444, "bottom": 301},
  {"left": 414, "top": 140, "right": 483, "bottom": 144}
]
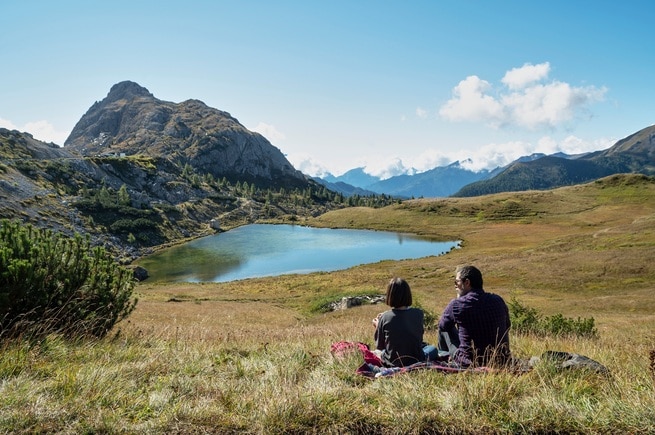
[
  {"left": 0, "top": 128, "right": 347, "bottom": 262},
  {"left": 454, "top": 124, "right": 655, "bottom": 196}
]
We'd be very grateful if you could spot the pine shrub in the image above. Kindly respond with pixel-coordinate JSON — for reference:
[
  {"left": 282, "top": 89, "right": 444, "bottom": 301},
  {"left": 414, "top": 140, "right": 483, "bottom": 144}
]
[
  {"left": 508, "top": 297, "right": 597, "bottom": 338},
  {"left": 0, "top": 219, "right": 137, "bottom": 339}
]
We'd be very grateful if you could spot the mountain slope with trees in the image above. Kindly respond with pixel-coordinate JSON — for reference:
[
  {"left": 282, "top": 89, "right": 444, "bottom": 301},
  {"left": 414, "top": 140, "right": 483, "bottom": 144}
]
[
  {"left": 1, "top": 127, "right": 374, "bottom": 262},
  {"left": 454, "top": 124, "right": 655, "bottom": 197}
]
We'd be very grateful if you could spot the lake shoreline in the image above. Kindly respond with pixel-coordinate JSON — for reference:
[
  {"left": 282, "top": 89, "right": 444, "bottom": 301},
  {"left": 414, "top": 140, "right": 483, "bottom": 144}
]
[{"left": 136, "top": 223, "right": 460, "bottom": 283}]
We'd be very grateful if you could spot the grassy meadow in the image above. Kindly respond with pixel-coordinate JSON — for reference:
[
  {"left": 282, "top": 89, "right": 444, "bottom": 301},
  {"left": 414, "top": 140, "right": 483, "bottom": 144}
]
[{"left": 1, "top": 174, "right": 655, "bottom": 433}]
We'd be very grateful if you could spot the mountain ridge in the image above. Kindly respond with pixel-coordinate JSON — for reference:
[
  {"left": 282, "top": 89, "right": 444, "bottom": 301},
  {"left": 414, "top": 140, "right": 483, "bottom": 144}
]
[
  {"left": 317, "top": 125, "right": 654, "bottom": 198},
  {"left": 65, "top": 81, "right": 306, "bottom": 189},
  {"left": 454, "top": 124, "right": 655, "bottom": 197}
]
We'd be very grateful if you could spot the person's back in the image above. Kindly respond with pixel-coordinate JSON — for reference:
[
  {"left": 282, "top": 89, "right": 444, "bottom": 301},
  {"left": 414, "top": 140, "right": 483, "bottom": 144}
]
[
  {"left": 443, "top": 289, "right": 510, "bottom": 366},
  {"left": 438, "top": 265, "right": 511, "bottom": 367},
  {"left": 373, "top": 278, "right": 426, "bottom": 367},
  {"left": 375, "top": 307, "right": 425, "bottom": 367}
]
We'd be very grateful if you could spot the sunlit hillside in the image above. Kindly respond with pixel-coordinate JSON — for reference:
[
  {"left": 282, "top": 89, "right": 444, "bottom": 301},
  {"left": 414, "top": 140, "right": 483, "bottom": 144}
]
[{"left": 2, "top": 174, "right": 654, "bottom": 433}]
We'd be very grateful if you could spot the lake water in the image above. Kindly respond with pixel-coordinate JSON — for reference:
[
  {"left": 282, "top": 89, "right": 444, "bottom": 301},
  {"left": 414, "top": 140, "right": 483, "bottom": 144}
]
[{"left": 138, "top": 224, "right": 459, "bottom": 282}]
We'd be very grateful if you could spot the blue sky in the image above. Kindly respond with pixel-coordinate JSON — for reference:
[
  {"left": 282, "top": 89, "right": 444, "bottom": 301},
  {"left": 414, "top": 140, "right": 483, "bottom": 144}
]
[{"left": 1, "top": 1, "right": 653, "bottom": 178}]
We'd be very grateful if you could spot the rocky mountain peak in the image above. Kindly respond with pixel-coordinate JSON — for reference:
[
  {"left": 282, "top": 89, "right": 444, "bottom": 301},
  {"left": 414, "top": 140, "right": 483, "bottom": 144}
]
[
  {"left": 64, "top": 81, "right": 307, "bottom": 189},
  {"left": 105, "top": 81, "right": 154, "bottom": 103}
]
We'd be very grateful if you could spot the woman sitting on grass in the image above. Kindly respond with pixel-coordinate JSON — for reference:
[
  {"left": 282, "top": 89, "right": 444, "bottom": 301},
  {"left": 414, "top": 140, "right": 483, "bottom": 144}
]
[{"left": 372, "top": 277, "right": 431, "bottom": 367}]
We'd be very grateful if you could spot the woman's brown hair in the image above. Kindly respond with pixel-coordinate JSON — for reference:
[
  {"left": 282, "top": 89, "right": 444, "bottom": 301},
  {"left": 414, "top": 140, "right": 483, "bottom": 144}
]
[{"left": 385, "top": 277, "right": 412, "bottom": 308}]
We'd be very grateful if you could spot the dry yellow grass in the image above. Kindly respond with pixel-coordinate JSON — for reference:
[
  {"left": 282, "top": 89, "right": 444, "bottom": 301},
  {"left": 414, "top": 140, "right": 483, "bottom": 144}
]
[
  {"left": 3, "top": 174, "right": 654, "bottom": 433},
  {"left": 127, "top": 175, "right": 655, "bottom": 354}
]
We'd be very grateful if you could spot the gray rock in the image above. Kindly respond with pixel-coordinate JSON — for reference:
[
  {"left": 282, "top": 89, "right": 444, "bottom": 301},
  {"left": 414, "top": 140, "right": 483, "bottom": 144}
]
[{"left": 131, "top": 265, "right": 149, "bottom": 282}]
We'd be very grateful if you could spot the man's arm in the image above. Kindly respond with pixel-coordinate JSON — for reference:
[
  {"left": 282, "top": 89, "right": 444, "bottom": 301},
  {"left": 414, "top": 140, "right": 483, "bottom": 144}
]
[{"left": 438, "top": 300, "right": 456, "bottom": 331}]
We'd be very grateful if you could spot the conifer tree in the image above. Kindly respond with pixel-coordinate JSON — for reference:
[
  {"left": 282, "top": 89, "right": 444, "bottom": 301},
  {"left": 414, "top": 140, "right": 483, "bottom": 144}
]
[
  {"left": 117, "top": 184, "right": 130, "bottom": 206},
  {"left": 0, "top": 219, "right": 137, "bottom": 338}
]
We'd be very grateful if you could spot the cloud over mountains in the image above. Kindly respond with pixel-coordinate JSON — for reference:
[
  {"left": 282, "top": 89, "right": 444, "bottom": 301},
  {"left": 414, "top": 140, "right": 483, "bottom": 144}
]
[
  {"left": 292, "top": 63, "right": 612, "bottom": 179},
  {"left": 0, "top": 118, "right": 69, "bottom": 145},
  {"left": 439, "top": 62, "right": 607, "bottom": 130}
]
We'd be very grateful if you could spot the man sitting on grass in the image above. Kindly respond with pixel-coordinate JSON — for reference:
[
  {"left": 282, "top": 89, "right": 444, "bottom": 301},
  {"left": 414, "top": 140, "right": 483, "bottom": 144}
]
[{"left": 437, "top": 265, "right": 511, "bottom": 368}]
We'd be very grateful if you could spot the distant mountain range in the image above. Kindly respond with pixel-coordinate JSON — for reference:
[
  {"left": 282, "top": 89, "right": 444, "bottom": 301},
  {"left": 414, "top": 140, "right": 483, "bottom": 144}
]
[
  {"left": 315, "top": 125, "right": 655, "bottom": 198},
  {"left": 315, "top": 155, "right": 561, "bottom": 198},
  {"left": 316, "top": 163, "right": 490, "bottom": 198},
  {"left": 454, "top": 125, "right": 655, "bottom": 196}
]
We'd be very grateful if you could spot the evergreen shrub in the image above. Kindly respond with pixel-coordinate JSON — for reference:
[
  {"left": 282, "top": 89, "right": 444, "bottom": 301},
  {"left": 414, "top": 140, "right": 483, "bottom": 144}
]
[
  {"left": 0, "top": 219, "right": 137, "bottom": 339},
  {"left": 508, "top": 297, "right": 597, "bottom": 338}
]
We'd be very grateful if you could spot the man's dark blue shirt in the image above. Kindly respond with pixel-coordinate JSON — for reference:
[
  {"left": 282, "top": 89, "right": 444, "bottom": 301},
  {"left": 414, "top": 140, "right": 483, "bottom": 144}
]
[{"left": 438, "top": 288, "right": 511, "bottom": 367}]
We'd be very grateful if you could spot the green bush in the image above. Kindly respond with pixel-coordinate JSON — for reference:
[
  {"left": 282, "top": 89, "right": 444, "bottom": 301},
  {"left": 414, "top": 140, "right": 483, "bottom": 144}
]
[
  {"left": 109, "top": 217, "right": 157, "bottom": 233},
  {"left": 508, "top": 297, "right": 597, "bottom": 338},
  {"left": 0, "top": 219, "right": 137, "bottom": 339}
]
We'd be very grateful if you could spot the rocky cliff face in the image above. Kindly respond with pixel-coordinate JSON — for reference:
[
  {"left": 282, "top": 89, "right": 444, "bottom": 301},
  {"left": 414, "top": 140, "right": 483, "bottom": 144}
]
[{"left": 65, "top": 81, "right": 307, "bottom": 189}]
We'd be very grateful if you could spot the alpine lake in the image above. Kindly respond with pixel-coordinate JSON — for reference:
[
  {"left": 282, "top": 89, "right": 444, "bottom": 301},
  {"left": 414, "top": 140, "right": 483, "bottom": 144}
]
[{"left": 137, "top": 224, "right": 460, "bottom": 282}]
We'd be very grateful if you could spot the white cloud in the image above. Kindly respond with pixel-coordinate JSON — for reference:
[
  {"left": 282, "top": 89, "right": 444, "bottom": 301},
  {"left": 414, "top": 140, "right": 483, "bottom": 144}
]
[
  {"left": 534, "top": 136, "right": 560, "bottom": 155},
  {"left": 286, "top": 152, "right": 406, "bottom": 179},
  {"left": 416, "top": 107, "right": 428, "bottom": 119},
  {"left": 251, "top": 122, "right": 286, "bottom": 143},
  {"left": 0, "top": 117, "right": 18, "bottom": 130},
  {"left": 0, "top": 117, "right": 68, "bottom": 144},
  {"left": 544, "top": 134, "right": 614, "bottom": 156},
  {"left": 439, "top": 63, "right": 607, "bottom": 131},
  {"left": 361, "top": 143, "right": 527, "bottom": 176},
  {"left": 501, "top": 62, "right": 550, "bottom": 90},
  {"left": 438, "top": 75, "right": 505, "bottom": 124},
  {"left": 286, "top": 152, "right": 332, "bottom": 178},
  {"left": 364, "top": 157, "right": 411, "bottom": 179},
  {"left": 456, "top": 134, "right": 611, "bottom": 172},
  {"left": 405, "top": 149, "right": 454, "bottom": 173},
  {"left": 24, "top": 120, "right": 69, "bottom": 144},
  {"left": 502, "top": 81, "right": 606, "bottom": 129},
  {"left": 458, "top": 141, "right": 534, "bottom": 172}
]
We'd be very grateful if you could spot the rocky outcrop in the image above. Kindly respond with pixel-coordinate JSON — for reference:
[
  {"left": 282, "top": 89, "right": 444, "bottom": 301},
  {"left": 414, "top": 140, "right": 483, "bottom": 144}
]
[
  {"left": 0, "top": 128, "right": 75, "bottom": 160},
  {"left": 65, "top": 81, "right": 307, "bottom": 189},
  {"left": 328, "top": 295, "right": 385, "bottom": 311}
]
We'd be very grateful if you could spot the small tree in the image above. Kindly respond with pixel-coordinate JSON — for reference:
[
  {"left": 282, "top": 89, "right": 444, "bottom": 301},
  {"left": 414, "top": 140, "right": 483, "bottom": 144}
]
[
  {"left": 117, "top": 184, "right": 131, "bottom": 206},
  {"left": 0, "top": 219, "right": 138, "bottom": 339}
]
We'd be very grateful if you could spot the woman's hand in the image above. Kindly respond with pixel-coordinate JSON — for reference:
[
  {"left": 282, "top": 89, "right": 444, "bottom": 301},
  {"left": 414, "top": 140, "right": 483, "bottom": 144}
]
[{"left": 372, "top": 312, "right": 382, "bottom": 328}]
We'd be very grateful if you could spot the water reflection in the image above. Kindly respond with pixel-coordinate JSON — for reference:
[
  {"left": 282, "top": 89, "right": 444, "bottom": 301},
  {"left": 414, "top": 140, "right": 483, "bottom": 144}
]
[
  {"left": 140, "top": 245, "right": 245, "bottom": 282},
  {"left": 138, "top": 224, "right": 459, "bottom": 283}
]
